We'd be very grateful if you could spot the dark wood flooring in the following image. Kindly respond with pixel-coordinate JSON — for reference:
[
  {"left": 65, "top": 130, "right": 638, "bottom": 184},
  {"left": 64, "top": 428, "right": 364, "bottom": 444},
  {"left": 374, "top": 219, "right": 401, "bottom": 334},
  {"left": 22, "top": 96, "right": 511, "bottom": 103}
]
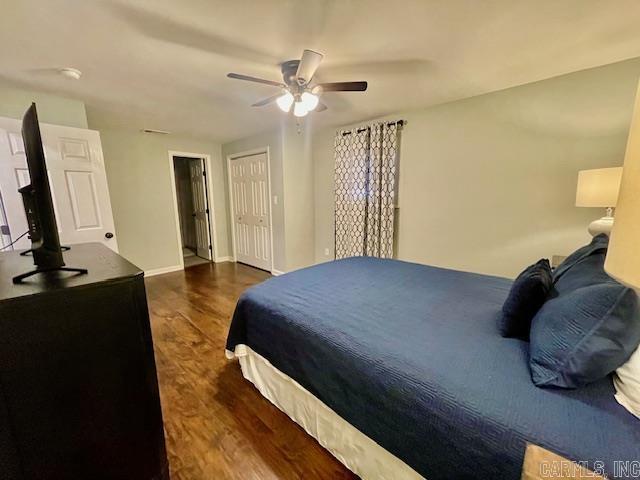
[{"left": 145, "top": 262, "right": 357, "bottom": 480}]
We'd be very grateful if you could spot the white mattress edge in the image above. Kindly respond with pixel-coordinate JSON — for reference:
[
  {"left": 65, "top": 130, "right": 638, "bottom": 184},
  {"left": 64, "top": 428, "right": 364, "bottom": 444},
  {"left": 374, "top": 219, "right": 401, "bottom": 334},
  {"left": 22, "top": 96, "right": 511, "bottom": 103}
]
[{"left": 227, "top": 344, "right": 425, "bottom": 480}]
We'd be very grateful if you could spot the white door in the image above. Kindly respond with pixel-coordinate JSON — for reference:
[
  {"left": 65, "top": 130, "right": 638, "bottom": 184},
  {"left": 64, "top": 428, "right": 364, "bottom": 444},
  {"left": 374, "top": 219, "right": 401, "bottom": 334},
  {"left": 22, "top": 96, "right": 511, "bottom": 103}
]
[
  {"left": 0, "top": 192, "right": 11, "bottom": 248},
  {"left": 0, "top": 117, "right": 118, "bottom": 252},
  {"left": 189, "top": 159, "right": 211, "bottom": 260},
  {"left": 230, "top": 153, "right": 271, "bottom": 271}
]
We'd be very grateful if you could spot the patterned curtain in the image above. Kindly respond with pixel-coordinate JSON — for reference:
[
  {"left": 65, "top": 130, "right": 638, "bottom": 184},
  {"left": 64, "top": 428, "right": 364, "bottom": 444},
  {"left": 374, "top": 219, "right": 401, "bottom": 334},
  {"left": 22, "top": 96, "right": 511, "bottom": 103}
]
[{"left": 334, "top": 122, "right": 399, "bottom": 259}]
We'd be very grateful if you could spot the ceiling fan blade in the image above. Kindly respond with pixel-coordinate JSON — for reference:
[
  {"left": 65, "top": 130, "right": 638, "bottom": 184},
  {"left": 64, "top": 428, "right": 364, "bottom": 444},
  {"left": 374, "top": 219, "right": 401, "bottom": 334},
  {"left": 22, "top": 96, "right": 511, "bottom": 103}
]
[
  {"left": 296, "top": 49, "right": 323, "bottom": 85},
  {"left": 227, "top": 73, "right": 284, "bottom": 87},
  {"left": 316, "top": 81, "right": 368, "bottom": 92},
  {"left": 316, "top": 101, "right": 328, "bottom": 112},
  {"left": 251, "top": 93, "right": 283, "bottom": 107}
]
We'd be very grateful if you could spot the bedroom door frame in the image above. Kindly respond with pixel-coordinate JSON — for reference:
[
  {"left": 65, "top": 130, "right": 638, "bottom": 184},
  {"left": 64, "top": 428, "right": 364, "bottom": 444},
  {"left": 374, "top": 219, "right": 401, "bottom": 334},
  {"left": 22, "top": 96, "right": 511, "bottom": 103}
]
[
  {"left": 168, "top": 150, "right": 219, "bottom": 269},
  {"left": 226, "top": 146, "right": 275, "bottom": 274}
]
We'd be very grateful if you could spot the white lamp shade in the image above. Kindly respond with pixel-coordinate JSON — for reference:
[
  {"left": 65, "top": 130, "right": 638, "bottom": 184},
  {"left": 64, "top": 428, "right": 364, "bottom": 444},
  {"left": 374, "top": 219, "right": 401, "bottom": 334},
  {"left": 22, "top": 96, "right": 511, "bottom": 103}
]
[
  {"left": 575, "top": 167, "right": 623, "bottom": 208},
  {"left": 605, "top": 81, "right": 640, "bottom": 289}
]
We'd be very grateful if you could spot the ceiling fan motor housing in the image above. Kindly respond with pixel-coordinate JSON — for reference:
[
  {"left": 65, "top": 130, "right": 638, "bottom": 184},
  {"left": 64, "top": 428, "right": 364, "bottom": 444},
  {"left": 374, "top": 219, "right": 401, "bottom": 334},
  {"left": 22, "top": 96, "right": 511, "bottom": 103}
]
[{"left": 281, "top": 60, "right": 302, "bottom": 87}]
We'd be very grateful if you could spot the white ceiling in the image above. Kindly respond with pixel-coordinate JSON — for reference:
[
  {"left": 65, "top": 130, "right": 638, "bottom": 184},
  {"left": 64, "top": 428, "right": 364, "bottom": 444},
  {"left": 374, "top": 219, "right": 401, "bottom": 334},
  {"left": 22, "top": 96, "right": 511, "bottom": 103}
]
[{"left": 2, "top": 0, "right": 640, "bottom": 144}]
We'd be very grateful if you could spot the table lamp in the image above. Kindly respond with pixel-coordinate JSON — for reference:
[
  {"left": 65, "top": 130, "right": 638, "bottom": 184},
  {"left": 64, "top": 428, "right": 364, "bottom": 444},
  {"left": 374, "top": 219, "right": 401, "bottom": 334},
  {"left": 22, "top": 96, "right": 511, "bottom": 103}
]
[
  {"left": 575, "top": 167, "right": 623, "bottom": 236},
  {"left": 606, "top": 81, "right": 640, "bottom": 290}
]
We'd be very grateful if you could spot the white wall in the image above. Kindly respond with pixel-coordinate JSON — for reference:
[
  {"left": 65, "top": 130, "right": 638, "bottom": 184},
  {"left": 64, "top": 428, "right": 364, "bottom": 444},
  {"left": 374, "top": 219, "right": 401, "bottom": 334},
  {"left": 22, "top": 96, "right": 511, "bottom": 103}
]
[
  {"left": 94, "top": 128, "right": 228, "bottom": 272},
  {"left": 314, "top": 57, "right": 640, "bottom": 278},
  {"left": 0, "top": 82, "right": 87, "bottom": 128}
]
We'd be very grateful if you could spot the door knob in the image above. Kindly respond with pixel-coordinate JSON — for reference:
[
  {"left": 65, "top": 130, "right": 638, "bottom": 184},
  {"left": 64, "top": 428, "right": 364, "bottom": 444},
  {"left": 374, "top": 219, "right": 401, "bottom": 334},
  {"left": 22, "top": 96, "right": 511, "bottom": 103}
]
[{"left": 105, "top": 232, "right": 114, "bottom": 239}]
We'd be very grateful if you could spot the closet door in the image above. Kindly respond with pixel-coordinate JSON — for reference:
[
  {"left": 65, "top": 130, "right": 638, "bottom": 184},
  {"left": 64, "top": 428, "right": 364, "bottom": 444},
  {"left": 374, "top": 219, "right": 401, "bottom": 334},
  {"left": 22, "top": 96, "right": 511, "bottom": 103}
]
[
  {"left": 0, "top": 117, "right": 118, "bottom": 252},
  {"left": 229, "top": 153, "right": 271, "bottom": 271}
]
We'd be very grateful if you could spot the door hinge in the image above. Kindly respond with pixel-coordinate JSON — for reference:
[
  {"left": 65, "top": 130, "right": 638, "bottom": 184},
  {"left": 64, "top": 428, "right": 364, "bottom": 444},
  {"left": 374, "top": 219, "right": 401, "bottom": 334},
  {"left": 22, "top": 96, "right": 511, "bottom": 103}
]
[
  {"left": 202, "top": 171, "right": 206, "bottom": 177},
  {"left": 209, "top": 244, "right": 212, "bottom": 250},
  {"left": 205, "top": 208, "right": 209, "bottom": 214},
  {"left": 0, "top": 225, "right": 10, "bottom": 236}
]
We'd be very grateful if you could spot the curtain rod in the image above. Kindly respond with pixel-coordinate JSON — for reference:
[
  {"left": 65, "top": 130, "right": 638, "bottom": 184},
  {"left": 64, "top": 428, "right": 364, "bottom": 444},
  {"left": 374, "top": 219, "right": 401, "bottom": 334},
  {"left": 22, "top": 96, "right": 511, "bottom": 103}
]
[{"left": 341, "top": 120, "right": 405, "bottom": 136}]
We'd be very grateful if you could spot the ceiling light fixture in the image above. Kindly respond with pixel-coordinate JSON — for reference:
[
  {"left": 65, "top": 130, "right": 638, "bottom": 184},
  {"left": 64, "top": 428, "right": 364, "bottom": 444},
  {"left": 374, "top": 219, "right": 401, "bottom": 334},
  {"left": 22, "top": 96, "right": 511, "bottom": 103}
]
[
  {"left": 300, "top": 92, "right": 319, "bottom": 112},
  {"left": 59, "top": 68, "right": 82, "bottom": 80},
  {"left": 227, "top": 49, "right": 368, "bottom": 117},
  {"left": 276, "top": 91, "right": 294, "bottom": 113},
  {"left": 293, "top": 101, "right": 308, "bottom": 118}
]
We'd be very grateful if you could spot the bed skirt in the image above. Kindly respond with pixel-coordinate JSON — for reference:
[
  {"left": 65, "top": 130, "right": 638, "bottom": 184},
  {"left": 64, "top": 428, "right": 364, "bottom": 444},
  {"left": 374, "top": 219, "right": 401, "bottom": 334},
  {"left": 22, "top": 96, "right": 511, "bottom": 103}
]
[{"left": 226, "top": 345, "right": 424, "bottom": 480}]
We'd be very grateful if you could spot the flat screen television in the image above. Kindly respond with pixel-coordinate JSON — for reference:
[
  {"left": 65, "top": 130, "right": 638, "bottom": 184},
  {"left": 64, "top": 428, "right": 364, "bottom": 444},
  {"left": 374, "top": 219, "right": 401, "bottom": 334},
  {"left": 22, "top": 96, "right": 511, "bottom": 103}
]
[
  {"left": 19, "top": 103, "right": 64, "bottom": 267},
  {"left": 13, "top": 103, "right": 86, "bottom": 283}
]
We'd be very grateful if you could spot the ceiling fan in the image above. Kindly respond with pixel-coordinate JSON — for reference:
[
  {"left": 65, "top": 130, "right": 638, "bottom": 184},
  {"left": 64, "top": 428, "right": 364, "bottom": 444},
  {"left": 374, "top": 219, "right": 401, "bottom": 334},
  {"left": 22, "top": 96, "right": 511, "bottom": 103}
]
[{"left": 227, "top": 49, "right": 368, "bottom": 117}]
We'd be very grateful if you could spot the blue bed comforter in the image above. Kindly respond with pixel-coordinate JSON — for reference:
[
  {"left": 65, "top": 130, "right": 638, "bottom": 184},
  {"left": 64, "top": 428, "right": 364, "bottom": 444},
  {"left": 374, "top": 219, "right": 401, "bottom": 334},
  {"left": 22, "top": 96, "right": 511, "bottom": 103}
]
[{"left": 226, "top": 257, "right": 640, "bottom": 479}]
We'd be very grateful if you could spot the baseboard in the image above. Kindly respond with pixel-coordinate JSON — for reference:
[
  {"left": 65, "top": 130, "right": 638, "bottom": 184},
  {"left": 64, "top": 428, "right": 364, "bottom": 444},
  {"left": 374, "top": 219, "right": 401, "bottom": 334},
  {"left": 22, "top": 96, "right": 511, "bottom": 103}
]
[
  {"left": 271, "top": 269, "right": 285, "bottom": 276},
  {"left": 144, "top": 265, "right": 184, "bottom": 277},
  {"left": 215, "top": 256, "right": 234, "bottom": 263}
]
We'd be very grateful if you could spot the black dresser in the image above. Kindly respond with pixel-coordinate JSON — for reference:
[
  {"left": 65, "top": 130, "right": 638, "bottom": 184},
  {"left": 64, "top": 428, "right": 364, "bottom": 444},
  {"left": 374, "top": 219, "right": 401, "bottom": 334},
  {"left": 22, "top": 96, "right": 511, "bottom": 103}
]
[{"left": 0, "top": 243, "right": 169, "bottom": 480}]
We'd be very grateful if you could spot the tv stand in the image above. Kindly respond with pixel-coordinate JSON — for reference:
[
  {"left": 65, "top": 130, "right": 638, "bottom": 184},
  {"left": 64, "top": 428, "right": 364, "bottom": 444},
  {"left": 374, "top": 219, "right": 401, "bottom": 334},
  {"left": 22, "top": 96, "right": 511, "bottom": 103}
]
[
  {"left": 19, "top": 245, "right": 70, "bottom": 256},
  {"left": 14, "top": 244, "right": 85, "bottom": 283},
  {"left": 0, "top": 242, "right": 169, "bottom": 480},
  {"left": 12, "top": 265, "right": 88, "bottom": 284}
]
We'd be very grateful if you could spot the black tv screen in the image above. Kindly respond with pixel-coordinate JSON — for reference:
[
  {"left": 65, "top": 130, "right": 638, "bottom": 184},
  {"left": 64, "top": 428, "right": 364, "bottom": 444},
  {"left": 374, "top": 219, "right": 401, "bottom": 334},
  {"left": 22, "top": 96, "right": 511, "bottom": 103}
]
[{"left": 19, "top": 103, "right": 64, "bottom": 269}]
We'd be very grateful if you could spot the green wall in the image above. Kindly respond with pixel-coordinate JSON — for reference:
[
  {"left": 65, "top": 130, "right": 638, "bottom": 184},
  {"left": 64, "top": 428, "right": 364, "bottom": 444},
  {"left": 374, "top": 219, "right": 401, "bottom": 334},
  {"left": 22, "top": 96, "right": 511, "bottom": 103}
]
[
  {"left": 97, "top": 128, "right": 227, "bottom": 272},
  {"left": 0, "top": 82, "right": 87, "bottom": 128},
  {"left": 313, "top": 57, "right": 640, "bottom": 278}
]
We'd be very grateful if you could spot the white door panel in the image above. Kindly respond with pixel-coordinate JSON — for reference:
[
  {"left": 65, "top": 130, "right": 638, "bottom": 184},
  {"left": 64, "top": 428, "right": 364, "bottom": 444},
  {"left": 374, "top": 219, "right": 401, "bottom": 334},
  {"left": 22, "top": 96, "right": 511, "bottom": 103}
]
[
  {"left": 230, "top": 153, "right": 271, "bottom": 271},
  {"left": 189, "top": 159, "right": 211, "bottom": 260},
  {"left": 0, "top": 117, "right": 118, "bottom": 252}
]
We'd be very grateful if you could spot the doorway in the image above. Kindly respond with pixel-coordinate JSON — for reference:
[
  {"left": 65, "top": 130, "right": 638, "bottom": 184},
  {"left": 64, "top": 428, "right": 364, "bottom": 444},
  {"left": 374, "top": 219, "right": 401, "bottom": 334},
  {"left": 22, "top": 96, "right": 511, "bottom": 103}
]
[
  {"left": 171, "top": 155, "right": 213, "bottom": 268},
  {"left": 227, "top": 149, "right": 273, "bottom": 272}
]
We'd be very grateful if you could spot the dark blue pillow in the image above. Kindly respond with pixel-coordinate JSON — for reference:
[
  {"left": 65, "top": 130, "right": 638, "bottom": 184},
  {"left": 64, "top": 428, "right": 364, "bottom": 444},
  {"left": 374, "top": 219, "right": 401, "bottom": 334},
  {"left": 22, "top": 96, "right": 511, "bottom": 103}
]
[
  {"left": 499, "top": 259, "right": 552, "bottom": 340},
  {"left": 529, "top": 239, "right": 640, "bottom": 388},
  {"left": 552, "top": 233, "right": 608, "bottom": 282}
]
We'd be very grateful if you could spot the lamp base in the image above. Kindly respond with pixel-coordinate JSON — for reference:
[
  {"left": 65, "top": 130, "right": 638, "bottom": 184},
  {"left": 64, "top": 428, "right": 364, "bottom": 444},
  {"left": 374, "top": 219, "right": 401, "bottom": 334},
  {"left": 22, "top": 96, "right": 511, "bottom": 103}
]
[{"left": 588, "top": 216, "right": 614, "bottom": 236}]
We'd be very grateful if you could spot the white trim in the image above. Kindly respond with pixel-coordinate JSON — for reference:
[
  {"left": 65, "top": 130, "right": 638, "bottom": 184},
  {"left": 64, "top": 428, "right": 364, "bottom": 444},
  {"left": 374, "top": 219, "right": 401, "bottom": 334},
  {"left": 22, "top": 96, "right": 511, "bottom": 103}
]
[
  {"left": 144, "top": 264, "right": 184, "bottom": 277},
  {"left": 226, "top": 147, "right": 275, "bottom": 272},
  {"left": 271, "top": 269, "right": 285, "bottom": 276},
  {"left": 168, "top": 151, "right": 220, "bottom": 269},
  {"left": 226, "top": 156, "right": 236, "bottom": 262},
  {"left": 215, "top": 256, "right": 234, "bottom": 263},
  {"left": 203, "top": 154, "right": 220, "bottom": 262}
]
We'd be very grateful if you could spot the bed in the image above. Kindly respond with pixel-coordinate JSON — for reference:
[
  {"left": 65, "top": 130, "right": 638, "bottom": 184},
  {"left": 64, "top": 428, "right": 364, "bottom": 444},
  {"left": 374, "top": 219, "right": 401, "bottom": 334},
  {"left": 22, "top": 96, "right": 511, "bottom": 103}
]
[{"left": 225, "top": 257, "right": 640, "bottom": 479}]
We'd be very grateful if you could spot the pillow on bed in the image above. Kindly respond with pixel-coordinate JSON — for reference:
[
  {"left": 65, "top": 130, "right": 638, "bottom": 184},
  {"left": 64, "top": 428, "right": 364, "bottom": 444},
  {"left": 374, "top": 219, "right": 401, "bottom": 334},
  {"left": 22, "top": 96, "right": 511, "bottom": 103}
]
[
  {"left": 499, "top": 259, "right": 552, "bottom": 340},
  {"left": 529, "top": 242, "right": 640, "bottom": 389},
  {"left": 552, "top": 233, "right": 608, "bottom": 281},
  {"left": 614, "top": 346, "right": 640, "bottom": 418}
]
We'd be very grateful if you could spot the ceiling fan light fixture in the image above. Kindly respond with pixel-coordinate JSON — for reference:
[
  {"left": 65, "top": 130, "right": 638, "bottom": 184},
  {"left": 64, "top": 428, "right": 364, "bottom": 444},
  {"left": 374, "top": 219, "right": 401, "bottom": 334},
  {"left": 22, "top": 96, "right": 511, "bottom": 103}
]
[
  {"left": 300, "top": 92, "right": 319, "bottom": 112},
  {"left": 228, "top": 48, "right": 367, "bottom": 115},
  {"left": 293, "top": 101, "right": 308, "bottom": 117},
  {"left": 276, "top": 91, "right": 294, "bottom": 112}
]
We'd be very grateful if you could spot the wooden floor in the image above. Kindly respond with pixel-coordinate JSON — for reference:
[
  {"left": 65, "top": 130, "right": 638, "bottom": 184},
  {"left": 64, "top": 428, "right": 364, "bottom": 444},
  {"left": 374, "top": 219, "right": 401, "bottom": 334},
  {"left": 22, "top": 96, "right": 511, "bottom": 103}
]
[{"left": 145, "top": 262, "right": 357, "bottom": 480}]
